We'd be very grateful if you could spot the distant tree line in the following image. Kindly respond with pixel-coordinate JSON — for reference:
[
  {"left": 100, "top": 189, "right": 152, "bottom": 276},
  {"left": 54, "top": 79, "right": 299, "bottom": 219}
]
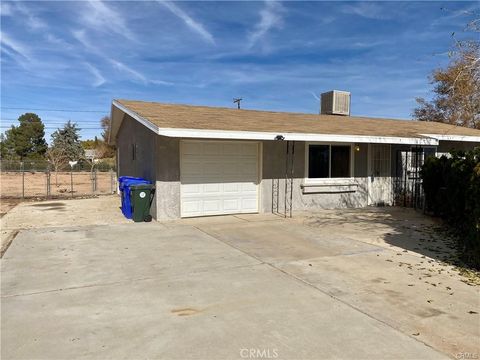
[{"left": 0, "top": 113, "right": 116, "bottom": 172}]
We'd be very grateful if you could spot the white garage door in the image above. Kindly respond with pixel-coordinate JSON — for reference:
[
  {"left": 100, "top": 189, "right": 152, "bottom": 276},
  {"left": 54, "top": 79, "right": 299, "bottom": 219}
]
[{"left": 180, "top": 140, "right": 259, "bottom": 217}]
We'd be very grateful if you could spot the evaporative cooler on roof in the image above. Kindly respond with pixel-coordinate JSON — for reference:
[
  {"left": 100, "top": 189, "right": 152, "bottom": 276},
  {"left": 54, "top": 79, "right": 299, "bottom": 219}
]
[{"left": 320, "top": 90, "right": 351, "bottom": 116}]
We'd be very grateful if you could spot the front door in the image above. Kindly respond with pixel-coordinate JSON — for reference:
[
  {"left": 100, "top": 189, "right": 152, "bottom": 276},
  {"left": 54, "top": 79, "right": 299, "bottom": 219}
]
[{"left": 368, "top": 144, "right": 392, "bottom": 206}]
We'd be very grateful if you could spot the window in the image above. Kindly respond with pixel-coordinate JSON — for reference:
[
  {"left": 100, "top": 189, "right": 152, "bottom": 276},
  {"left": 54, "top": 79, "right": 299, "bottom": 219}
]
[
  {"left": 331, "top": 146, "right": 350, "bottom": 177},
  {"left": 307, "top": 144, "right": 351, "bottom": 179},
  {"left": 308, "top": 145, "right": 329, "bottom": 178}
]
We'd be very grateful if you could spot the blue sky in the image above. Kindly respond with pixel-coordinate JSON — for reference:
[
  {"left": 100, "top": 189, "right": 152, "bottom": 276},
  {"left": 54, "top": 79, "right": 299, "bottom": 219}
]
[{"left": 1, "top": 1, "right": 477, "bottom": 141}]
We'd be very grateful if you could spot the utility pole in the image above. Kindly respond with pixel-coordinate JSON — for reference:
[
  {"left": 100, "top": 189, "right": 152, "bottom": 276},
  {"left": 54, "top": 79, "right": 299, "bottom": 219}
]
[{"left": 233, "top": 98, "right": 242, "bottom": 109}]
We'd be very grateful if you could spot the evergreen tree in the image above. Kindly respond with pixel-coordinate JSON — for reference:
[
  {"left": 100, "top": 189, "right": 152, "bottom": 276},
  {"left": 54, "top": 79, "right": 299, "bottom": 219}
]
[
  {"left": 50, "top": 121, "right": 84, "bottom": 161},
  {"left": 3, "top": 113, "right": 48, "bottom": 159}
]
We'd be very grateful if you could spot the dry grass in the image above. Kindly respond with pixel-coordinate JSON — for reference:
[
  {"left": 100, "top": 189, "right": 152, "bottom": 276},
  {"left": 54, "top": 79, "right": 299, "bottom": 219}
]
[{"left": 1, "top": 171, "right": 116, "bottom": 199}]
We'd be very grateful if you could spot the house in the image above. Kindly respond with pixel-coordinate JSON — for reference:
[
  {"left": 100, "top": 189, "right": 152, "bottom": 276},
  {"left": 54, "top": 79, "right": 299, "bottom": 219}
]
[
  {"left": 108, "top": 92, "right": 480, "bottom": 220},
  {"left": 84, "top": 149, "right": 97, "bottom": 160}
]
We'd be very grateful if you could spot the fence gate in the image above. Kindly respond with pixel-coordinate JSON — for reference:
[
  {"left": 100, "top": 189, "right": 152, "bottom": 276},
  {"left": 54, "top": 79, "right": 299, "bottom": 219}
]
[{"left": 393, "top": 147, "right": 426, "bottom": 209}]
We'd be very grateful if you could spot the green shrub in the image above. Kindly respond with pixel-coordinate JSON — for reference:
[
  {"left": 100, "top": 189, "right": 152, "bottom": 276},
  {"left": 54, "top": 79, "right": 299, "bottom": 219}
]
[{"left": 421, "top": 147, "right": 480, "bottom": 269}]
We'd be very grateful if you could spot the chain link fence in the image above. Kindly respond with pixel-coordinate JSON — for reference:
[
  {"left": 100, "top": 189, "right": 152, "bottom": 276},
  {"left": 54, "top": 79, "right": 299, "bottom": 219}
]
[{"left": 1, "top": 160, "right": 117, "bottom": 199}]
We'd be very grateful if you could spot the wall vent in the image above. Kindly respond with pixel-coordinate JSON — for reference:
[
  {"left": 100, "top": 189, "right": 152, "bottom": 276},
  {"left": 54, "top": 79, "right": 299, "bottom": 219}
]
[{"left": 320, "top": 90, "right": 351, "bottom": 116}]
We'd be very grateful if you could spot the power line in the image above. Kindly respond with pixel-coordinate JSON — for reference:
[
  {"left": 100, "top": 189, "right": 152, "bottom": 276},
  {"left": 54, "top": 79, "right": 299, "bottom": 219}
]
[
  {"left": 0, "top": 126, "right": 103, "bottom": 130},
  {"left": 1, "top": 118, "right": 101, "bottom": 123},
  {"left": 1, "top": 107, "right": 107, "bottom": 113}
]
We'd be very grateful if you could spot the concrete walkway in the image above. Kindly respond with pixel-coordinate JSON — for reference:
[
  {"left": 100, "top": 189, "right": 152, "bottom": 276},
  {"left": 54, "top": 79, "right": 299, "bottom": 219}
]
[{"left": 1, "top": 199, "right": 478, "bottom": 359}]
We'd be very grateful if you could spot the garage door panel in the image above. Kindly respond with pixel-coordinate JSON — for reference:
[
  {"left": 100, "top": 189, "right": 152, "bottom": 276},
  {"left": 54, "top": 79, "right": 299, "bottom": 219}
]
[
  {"left": 241, "top": 143, "right": 258, "bottom": 155},
  {"left": 204, "top": 143, "right": 222, "bottom": 155},
  {"left": 223, "top": 143, "right": 241, "bottom": 155},
  {"left": 240, "top": 182, "right": 257, "bottom": 192},
  {"left": 223, "top": 183, "right": 240, "bottom": 192},
  {"left": 241, "top": 198, "right": 258, "bottom": 211},
  {"left": 203, "top": 200, "right": 221, "bottom": 212},
  {"left": 181, "top": 141, "right": 259, "bottom": 217},
  {"left": 181, "top": 183, "right": 202, "bottom": 195},
  {"left": 223, "top": 163, "right": 239, "bottom": 176},
  {"left": 204, "top": 162, "right": 223, "bottom": 175},
  {"left": 182, "top": 142, "right": 203, "bottom": 155},
  {"left": 223, "top": 199, "right": 240, "bottom": 211},
  {"left": 182, "top": 200, "right": 202, "bottom": 214},
  {"left": 181, "top": 163, "right": 204, "bottom": 177},
  {"left": 204, "top": 183, "right": 221, "bottom": 193}
]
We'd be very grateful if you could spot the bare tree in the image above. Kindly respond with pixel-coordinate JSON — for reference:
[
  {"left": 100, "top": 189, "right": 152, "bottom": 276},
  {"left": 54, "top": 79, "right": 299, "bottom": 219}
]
[
  {"left": 46, "top": 146, "right": 68, "bottom": 186},
  {"left": 413, "top": 10, "right": 479, "bottom": 129}
]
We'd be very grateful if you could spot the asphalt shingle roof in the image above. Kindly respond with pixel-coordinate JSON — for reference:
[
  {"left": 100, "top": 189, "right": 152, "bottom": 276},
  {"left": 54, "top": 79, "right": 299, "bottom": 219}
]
[{"left": 114, "top": 99, "right": 480, "bottom": 140}]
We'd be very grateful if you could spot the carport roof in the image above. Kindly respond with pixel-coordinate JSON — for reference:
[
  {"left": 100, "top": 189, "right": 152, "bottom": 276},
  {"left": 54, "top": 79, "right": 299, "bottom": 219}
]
[{"left": 109, "top": 99, "right": 480, "bottom": 146}]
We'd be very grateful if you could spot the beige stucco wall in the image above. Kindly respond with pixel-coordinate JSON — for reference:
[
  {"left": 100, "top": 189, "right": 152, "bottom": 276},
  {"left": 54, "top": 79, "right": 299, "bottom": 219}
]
[{"left": 260, "top": 141, "right": 369, "bottom": 213}]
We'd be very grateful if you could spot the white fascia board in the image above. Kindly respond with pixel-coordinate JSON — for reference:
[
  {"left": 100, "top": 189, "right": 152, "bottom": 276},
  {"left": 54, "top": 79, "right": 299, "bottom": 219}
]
[
  {"left": 157, "top": 128, "right": 438, "bottom": 145},
  {"left": 420, "top": 134, "right": 480, "bottom": 143},
  {"left": 112, "top": 100, "right": 159, "bottom": 135}
]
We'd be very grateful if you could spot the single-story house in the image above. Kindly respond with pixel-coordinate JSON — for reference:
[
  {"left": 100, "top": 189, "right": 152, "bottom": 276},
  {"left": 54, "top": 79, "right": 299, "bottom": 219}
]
[{"left": 109, "top": 92, "right": 480, "bottom": 220}]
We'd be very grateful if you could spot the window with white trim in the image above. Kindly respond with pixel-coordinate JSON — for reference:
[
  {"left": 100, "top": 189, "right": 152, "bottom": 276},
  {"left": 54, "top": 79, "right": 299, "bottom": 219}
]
[{"left": 307, "top": 144, "right": 351, "bottom": 178}]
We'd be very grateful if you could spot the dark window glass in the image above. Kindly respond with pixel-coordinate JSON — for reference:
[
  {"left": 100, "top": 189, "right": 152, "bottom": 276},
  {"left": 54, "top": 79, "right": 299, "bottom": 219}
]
[
  {"left": 423, "top": 147, "right": 436, "bottom": 160},
  {"left": 308, "top": 145, "right": 329, "bottom": 178},
  {"left": 331, "top": 146, "right": 350, "bottom": 178}
]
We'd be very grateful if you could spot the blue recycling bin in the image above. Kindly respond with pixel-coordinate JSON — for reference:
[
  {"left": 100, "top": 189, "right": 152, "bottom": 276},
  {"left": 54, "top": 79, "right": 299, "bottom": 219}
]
[
  {"left": 119, "top": 176, "right": 144, "bottom": 191},
  {"left": 118, "top": 176, "right": 152, "bottom": 219}
]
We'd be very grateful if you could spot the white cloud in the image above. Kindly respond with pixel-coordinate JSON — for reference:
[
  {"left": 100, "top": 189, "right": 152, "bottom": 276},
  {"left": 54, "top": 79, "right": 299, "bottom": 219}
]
[
  {"left": 158, "top": 1, "right": 215, "bottom": 45},
  {"left": 72, "top": 29, "right": 171, "bottom": 87},
  {"left": 108, "top": 58, "right": 173, "bottom": 86},
  {"left": 0, "top": 31, "right": 30, "bottom": 60},
  {"left": 341, "top": 3, "right": 391, "bottom": 20},
  {"left": 85, "top": 62, "right": 106, "bottom": 87},
  {"left": 72, "top": 29, "right": 101, "bottom": 54},
  {"left": 13, "top": 2, "right": 47, "bottom": 30},
  {"left": 1, "top": 2, "right": 47, "bottom": 29},
  {"left": 109, "top": 58, "right": 147, "bottom": 83},
  {"left": 45, "top": 34, "right": 72, "bottom": 48},
  {"left": 248, "top": 1, "right": 284, "bottom": 48},
  {"left": 83, "top": 0, "right": 135, "bottom": 41}
]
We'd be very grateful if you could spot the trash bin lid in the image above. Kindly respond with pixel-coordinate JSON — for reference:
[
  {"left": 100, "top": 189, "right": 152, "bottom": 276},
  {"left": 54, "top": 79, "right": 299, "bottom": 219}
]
[{"left": 129, "top": 183, "right": 154, "bottom": 190}]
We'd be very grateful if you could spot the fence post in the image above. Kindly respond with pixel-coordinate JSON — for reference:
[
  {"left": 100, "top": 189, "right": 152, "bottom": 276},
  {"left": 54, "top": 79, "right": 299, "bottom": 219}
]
[
  {"left": 110, "top": 169, "right": 114, "bottom": 194},
  {"left": 70, "top": 169, "right": 74, "bottom": 198},
  {"left": 21, "top": 161, "right": 25, "bottom": 199},
  {"left": 46, "top": 170, "right": 50, "bottom": 199},
  {"left": 91, "top": 169, "right": 97, "bottom": 194},
  {"left": 91, "top": 170, "right": 95, "bottom": 194}
]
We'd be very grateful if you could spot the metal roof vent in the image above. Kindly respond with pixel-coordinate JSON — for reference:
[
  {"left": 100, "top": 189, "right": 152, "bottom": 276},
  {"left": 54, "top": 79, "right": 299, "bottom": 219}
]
[{"left": 320, "top": 90, "right": 351, "bottom": 116}]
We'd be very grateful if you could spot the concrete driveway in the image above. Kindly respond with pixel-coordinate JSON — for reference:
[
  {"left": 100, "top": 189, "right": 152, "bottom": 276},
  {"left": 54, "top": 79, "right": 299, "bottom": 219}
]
[{"left": 1, "top": 198, "right": 478, "bottom": 359}]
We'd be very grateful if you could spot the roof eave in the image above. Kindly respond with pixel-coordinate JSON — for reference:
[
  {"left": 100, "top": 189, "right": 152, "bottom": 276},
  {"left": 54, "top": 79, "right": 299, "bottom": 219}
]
[
  {"left": 420, "top": 134, "right": 480, "bottom": 143},
  {"left": 112, "top": 100, "right": 439, "bottom": 146}
]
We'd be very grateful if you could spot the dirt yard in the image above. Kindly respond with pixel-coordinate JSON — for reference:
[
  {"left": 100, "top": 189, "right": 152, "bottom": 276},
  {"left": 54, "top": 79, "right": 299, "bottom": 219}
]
[
  {"left": 0, "top": 171, "right": 116, "bottom": 198},
  {"left": 0, "top": 198, "right": 21, "bottom": 218}
]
